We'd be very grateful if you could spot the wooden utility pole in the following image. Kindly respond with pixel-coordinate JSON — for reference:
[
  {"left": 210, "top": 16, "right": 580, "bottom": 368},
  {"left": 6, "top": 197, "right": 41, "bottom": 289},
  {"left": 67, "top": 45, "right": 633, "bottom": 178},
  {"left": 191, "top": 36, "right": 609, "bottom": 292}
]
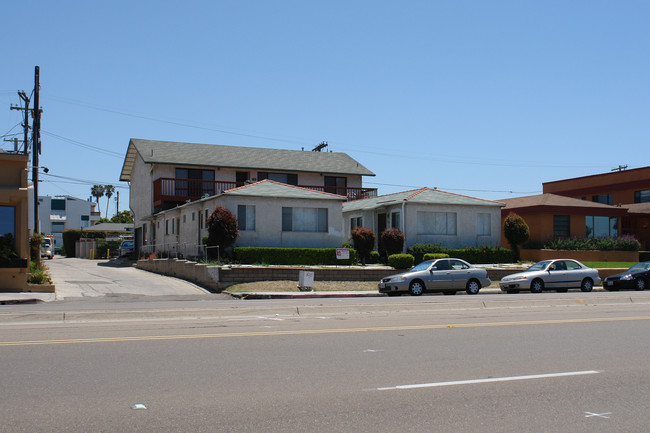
[{"left": 32, "top": 66, "right": 42, "bottom": 234}]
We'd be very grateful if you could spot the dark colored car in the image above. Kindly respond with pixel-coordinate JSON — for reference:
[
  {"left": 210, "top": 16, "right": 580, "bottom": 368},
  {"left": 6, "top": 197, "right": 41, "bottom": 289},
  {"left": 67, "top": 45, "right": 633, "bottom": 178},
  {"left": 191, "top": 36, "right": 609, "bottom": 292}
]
[{"left": 603, "top": 261, "right": 650, "bottom": 291}]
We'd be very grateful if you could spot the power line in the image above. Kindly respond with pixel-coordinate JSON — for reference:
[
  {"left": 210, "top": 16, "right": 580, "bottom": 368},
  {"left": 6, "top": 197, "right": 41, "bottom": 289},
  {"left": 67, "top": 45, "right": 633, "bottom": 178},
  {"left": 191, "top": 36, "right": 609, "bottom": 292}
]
[
  {"left": 41, "top": 172, "right": 128, "bottom": 188},
  {"left": 42, "top": 130, "right": 123, "bottom": 158},
  {"left": 364, "top": 181, "right": 541, "bottom": 195}
]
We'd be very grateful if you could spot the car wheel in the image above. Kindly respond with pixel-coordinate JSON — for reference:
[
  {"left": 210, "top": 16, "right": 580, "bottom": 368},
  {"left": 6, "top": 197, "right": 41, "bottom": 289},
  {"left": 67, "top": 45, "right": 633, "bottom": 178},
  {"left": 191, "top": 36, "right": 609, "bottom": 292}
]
[
  {"left": 634, "top": 278, "right": 646, "bottom": 291},
  {"left": 408, "top": 280, "right": 425, "bottom": 296},
  {"left": 506, "top": 289, "right": 519, "bottom": 294},
  {"left": 530, "top": 279, "right": 544, "bottom": 293},
  {"left": 580, "top": 278, "right": 594, "bottom": 292},
  {"left": 466, "top": 279, "right": 481, "bottom": 295},
  {"left": 443, "top": 291, "right": 456, "bottom": 296}
]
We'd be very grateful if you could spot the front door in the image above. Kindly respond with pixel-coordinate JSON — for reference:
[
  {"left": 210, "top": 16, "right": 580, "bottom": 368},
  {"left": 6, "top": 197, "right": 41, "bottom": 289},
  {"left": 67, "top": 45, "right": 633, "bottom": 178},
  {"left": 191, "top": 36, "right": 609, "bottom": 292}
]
[{"left": 377, "top": 213, "right": 387, "bottom": 251}]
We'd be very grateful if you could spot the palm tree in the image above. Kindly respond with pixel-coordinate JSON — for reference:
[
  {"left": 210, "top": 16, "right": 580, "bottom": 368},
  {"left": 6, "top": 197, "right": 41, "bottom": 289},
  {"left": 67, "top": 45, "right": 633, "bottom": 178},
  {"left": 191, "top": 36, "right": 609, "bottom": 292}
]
[
  {"left": 104, "top": 185, "right": 115, "bottom": 219},
  {"left": 91, "top": 185, "right": 105, "bottom": 218}
]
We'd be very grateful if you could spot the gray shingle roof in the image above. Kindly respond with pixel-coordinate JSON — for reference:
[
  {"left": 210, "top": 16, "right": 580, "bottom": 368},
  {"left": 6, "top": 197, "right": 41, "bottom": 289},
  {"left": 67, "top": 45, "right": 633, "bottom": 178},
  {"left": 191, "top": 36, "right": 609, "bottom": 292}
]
[
  {"left": 224, "top": 180, "right": 346, "bottom": 201},
  {"left": 120, "top": 139, "right": 375, "bottom": 182},
  {"left": 343, "top": 188, "right": 503, "bottom": 212}
]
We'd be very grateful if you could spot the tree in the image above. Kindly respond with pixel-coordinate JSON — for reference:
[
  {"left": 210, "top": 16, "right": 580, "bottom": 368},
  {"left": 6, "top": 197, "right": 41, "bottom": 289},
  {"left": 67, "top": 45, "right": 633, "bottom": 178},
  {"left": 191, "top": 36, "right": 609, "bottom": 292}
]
[
  {"left": 206, "top": 207, "right": 239, "bottom": 259},
  {"left": 503, "top": 212, "right": 529, "bottom": 262},
  {"left": 380, "top": 228, "right": 405, "bottom": 256},
  {"left": 104, "top": 185, "right": 115, "bottom": 219},
  {"left": 111, "top": 210, "right": 134, "bottom": 224},
  {"left": 351, "top": 227, "right": 375, "bottom": 265},
  {"left": 91, "top": 185, "right": 105, "bottom": 218}
]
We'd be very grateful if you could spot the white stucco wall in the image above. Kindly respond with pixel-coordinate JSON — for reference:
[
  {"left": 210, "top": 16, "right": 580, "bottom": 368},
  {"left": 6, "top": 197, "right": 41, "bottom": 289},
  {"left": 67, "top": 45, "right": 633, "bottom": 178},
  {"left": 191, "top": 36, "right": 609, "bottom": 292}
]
[{"left": 343, "top": 203, "right": 502, "bottom": 250}]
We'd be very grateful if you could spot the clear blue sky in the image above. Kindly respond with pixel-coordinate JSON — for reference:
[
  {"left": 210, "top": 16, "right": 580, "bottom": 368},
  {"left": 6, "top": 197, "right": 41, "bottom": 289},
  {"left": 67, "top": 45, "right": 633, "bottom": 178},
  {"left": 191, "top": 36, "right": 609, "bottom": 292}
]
[{"left": 2, "top": 1, "right": 648, "bottom": 218}]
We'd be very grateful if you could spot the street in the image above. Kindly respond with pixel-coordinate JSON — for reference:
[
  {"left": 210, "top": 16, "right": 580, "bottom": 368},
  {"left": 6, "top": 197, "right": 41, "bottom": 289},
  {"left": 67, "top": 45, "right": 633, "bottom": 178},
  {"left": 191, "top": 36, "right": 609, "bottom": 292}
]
[{"left": 1, "top": 302, "right": 649, "bottom": 432}]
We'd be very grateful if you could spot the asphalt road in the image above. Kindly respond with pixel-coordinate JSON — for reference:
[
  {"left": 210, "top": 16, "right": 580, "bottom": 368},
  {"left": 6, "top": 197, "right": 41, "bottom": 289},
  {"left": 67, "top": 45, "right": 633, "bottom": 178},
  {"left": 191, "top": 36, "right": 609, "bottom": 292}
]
[{"left": 1, "top": 303, "right": 649, "bottom": 432}]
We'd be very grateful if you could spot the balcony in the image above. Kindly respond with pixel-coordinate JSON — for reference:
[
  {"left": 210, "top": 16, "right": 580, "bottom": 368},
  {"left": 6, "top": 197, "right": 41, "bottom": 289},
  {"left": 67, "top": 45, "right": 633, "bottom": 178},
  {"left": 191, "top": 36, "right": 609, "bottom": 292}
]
[{"left": 153, "top": 177, "right": 377, "bottom": 208}]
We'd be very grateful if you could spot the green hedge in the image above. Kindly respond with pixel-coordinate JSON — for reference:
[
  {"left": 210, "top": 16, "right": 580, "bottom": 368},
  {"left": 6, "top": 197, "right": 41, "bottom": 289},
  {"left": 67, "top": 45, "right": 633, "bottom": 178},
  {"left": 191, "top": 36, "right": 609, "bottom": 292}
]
[
  {"left": 234, "top": 247, "right": 358, "bottom": 265},
  {"left": 388, "top": 254, "right": 414, "bottom": 269},
  {"left": 408, "top": 243, "right": 514, "bottom": 264},
  {"left": 423, "top": 253, "right": 450, "bottom": 261},
  {"left": 544, "top": 235, "right": 641, "bottom": 251},
  {"left": 640, "top": 251, "right": 650, "bottom": 262}
]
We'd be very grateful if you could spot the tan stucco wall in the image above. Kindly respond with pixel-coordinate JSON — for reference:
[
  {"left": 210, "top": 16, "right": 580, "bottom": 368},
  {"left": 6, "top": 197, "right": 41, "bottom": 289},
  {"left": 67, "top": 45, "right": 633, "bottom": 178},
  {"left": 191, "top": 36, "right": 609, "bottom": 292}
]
[{"left": 0, "top": 153, "right": 29, "bottom": 290}]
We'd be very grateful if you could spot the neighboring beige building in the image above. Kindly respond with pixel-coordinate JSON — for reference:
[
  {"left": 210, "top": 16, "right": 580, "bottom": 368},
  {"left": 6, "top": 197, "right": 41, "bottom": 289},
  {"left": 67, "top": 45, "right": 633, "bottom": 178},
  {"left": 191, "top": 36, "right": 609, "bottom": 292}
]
[
  {"left": 0, "top": 151, "right": 30, "bottom": 290},
  {"left": 120, "top": 139, "right": 376, "bottom": 251},
  {"left": 145, "top": 180, "right": 346, "bottom": 258},
  {"left": 342, "top": 188, "right": 504, "bottom": 250}
]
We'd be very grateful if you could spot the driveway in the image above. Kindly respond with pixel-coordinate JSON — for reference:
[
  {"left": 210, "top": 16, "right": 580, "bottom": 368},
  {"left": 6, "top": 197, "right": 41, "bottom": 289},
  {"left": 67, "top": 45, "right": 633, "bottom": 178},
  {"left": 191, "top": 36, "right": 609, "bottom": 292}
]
[{"left": 46, "top": 256, "right": 211, "bottom": 299}]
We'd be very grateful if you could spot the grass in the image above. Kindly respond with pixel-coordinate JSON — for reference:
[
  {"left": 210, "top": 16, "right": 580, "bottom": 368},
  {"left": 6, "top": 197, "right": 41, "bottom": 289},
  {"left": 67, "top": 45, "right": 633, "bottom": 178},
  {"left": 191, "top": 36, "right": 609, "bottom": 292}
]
[{"left": 583, "top": 261, "right": 636, "bottom": 269}]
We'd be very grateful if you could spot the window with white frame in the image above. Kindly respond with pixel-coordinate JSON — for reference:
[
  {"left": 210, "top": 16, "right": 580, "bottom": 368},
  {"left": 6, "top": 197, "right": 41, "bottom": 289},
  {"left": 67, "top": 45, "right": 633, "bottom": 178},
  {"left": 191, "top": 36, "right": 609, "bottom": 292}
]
[
  {"left": 477, "top": 213, "right": 491, "bottom": 236},
  {"left": 417, "top": 211, "right": 457, "bottom": 235},
  {"left": 391, "top": 211, "right": 401, "bottom": 229},
  {"left": 350, "top": 216, "right": 362, "bottom": 231},
  {"left": 282, "top": 207, "right": 328, "bottom": 232},
  {"left": 238, "top": 205, "right": 256, "bottom": 231}
]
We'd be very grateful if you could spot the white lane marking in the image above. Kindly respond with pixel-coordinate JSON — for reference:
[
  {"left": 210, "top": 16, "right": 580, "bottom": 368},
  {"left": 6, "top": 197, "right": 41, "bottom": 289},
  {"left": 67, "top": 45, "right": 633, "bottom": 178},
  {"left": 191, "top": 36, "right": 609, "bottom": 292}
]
[
  {"left": 585, "top": 412, "right": 611, "bottom": 419},
  {"left": 132, "top": 404, "right": 147, "bottom": 410},
  {"left": 375, "top": 370, "right": 601, "bottom": 391},
  {"left": 363, "top": 349, "right": 385, "bottom": 353},
  {"left": 256, "top": 316, "right": 285, "bottom": 321}
]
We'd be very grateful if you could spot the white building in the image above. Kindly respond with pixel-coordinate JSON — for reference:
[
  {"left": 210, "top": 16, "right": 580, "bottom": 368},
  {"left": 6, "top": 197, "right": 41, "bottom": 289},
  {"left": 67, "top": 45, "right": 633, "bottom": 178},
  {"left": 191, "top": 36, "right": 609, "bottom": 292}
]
[
  {"left": 38, "top": 195, "right": 101, "bottom": 251},
  {"left": 342, "top": 188, "right": 504, "bottom": 250}
]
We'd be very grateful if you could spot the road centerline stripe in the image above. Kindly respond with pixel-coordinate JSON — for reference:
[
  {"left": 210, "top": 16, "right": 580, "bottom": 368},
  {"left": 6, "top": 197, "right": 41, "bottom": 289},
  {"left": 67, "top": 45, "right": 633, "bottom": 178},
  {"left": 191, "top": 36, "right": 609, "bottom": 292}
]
[{"left": 375, "top": 370, "right": 602, "bottom": 391}]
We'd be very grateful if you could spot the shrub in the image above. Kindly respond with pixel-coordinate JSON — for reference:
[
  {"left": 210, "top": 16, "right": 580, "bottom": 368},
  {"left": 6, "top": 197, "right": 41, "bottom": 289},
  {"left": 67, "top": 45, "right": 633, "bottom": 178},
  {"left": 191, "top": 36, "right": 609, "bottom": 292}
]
[
  {"left": 446, "top": 246, "right": 515, "bottom": 264},
  {"left": 62, "top": 229, "right": 107, "bottom": 257},
  {"left": 28, "top": 260, "right": 51, "bottom": 284},
  {"left": 367, "top": 250, "right": 380, "bottom": 264},
  {"left": 503, "top": 212, "right": 529, "bottom": 261},
  {"left": 388, "top": 254, "right": 414, "bottom": 269},
  {"left": 380, "top": 228, "right": 405, "bottom": 256},
  {"left": 544, "top": 235, "right": 641, "bottom": 252},
  {"left": 423, "top": 253, "right": 450, "bottom": 261},
  {"left": 206, "top": 207, "right": 239, "bottom": 258},
  {"left": 234, "top": 247, "right": 358, "bottom": 265},
  {"left": 351, "top": 227, "right": 375, "bottom": 265},
  {"left": 407, "top": 243, "right": 445, "bottom": 264},
  {"left": 0, "top": 233, "right": 17, "bottom": 260},
  {"left": 95, "top": 239, "right": 122, "bottom": 258}
]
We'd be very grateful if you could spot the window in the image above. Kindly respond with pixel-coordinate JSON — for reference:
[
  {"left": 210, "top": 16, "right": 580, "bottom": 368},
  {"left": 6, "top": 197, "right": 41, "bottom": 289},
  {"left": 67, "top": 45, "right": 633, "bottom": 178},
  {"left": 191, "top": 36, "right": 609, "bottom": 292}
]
[
  {"left": 635, "top": 190, "right": 650, "bottom": 203},
  {"left": 199, "top": 211, "right": 203, "bottom": 229},
  {"left": 182, "top": 215, "right": 186, "bottom": 224},
  {"left": 350, "top": 216, "right": 362, "bottom": 231},
  {"left": 165, "top": 220, "right": 169, "bottom": 235},
  {"left": 81, "top": 215, "right": 89, "bottom": 228},
  {"left": 391, "top": 212, "right": 401, "bottom": 229},
  {"left": 258, "top": 172, "right": 298, "bottom": 185},
  {"left": 51, "top": 222, "right": 65, "bottom": 233},
  {"left": 236, "top": 171, "right": 250, "bottom": 184},
  {"left": 238, "top": 205, "right": 256, "bottom": 231},
  {"left": 175, "top": 168, "right": 215, "bottom": 197},
  {"left": 324, "top": 176, "right": 347, "bottom": 196},
  {"left": 417, "top": 212, "right": 457, "bottom": 235},
  {"left": 51, "top": 199, "right": 66, "bottom": 211},
  {"left": 592, "top": 194, "right": 612, "bottom": 205},
  {"left": 586, "top": 216, "right": 618, "bottom": 238},
  {"left": 171, "top": 218, "right": 175, "bottom": 234},
  {"left": 192, "top": 212, "right": 195, "bottom": 221},
  {"left": 282, "top": 207, "right": 328, "bottom": 232},
  {"left": 0, "top": 206, "right": 16, "bottom": 250},
  {"left": 553, "top": 215, "right": 570, "bottom": 237},
  {"left": 477, "top": 213, "right": 491, "bottom": 236},
  {"left": 205, "top": 209, "right": 209, "bottom": 225}
]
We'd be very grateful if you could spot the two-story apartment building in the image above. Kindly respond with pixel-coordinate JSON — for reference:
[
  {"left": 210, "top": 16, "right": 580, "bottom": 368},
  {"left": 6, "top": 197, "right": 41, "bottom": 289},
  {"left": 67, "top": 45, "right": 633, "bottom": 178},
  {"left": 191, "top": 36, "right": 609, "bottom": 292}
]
[
  {"left": 542, "top": 166, "right": 650, "bottom": 248},
  {"left": 120, "top": 139, "right": 376, "bottom": 250},
  {"left": 38, "top": 195, "right": 101, "bottom": 252}
]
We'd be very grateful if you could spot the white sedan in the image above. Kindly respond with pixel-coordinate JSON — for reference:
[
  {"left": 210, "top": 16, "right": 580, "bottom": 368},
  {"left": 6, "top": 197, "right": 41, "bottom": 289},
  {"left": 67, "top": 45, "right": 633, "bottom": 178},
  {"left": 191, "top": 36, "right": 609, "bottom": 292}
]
[{"left": 500, "top": 259, "right": 601, "bottom": 293}]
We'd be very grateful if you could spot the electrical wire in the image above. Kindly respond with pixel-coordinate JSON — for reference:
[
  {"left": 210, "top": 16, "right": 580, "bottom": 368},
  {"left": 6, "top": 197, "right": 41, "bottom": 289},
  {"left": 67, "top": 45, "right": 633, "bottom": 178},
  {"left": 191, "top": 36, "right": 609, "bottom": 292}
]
[
  {"left": 41, "top": 172, "right": 128, "bottom": 188},
  {"left": 42, "top": 131, "right": 124, "bottom": 158}
]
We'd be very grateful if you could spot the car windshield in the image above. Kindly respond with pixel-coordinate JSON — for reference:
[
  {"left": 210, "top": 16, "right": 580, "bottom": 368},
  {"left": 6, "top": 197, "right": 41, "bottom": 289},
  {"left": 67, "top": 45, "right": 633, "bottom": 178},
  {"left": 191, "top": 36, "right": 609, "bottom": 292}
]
[
  {"left": 628, "top": 262, "right": 650, "bottom": 272},
  {"left": 526, "top": 260, "right": 553, "bottom": 272},
  {"left": 410, "top": 260, "right": 434, "bottom": 272},
  {"left": 122, "top": 241, "right": 133, "bottom": 247}
]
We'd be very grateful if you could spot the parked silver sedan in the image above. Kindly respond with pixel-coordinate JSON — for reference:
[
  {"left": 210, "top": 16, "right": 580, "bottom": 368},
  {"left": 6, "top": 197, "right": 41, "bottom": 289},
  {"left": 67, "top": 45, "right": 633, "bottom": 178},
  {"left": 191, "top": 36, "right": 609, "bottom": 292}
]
[
  {"left": 499, "top": 259, "right": 601, "bottom": 293},
  {"left": 378, "top": 258, "right": 491, "bottom": 296}
]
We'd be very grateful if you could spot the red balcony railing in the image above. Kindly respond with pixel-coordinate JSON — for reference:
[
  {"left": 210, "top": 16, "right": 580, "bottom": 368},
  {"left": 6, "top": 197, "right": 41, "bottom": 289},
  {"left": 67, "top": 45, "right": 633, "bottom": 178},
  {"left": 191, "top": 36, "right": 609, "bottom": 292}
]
[{"left": 153, "top": 178, "right": 377, "bottom": 207}]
